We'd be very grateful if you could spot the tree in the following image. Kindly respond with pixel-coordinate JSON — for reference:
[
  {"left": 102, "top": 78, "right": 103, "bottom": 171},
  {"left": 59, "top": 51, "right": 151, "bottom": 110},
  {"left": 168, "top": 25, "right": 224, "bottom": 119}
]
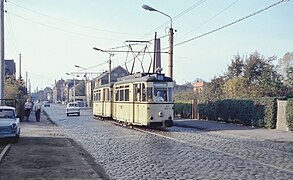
[
  {"left": 223, "top": 77, "right": 249, "bottom": 99},
  {"left": 285, "top": 67, "right": 293, "bottom": 87},
  {"left": 227, "top": 54, "right": 244, "bottom": 78},
  {"left": 278, "top": 52, "right": 293, "bottom": 80},
  {"left": 5, "top": 76, "right": 26, "bottom": 99}
]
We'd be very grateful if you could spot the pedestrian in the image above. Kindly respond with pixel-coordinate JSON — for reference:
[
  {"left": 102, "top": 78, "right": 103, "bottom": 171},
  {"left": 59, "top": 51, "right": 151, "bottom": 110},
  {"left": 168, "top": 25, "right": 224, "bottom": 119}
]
[
  {"left": 24, "top": 99, "right": 33, "bottom": 121},
  {"left": 33, "top": 99, "right": 43, "bottom": 122}
]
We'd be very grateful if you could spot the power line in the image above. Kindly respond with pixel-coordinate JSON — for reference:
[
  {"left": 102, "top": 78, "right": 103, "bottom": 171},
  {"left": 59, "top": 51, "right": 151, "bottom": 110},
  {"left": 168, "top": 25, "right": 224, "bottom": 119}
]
[
  {"left": 7, "top": 11, "right": 123, "bottom": 42},
  {"left": 110, "top": 34, "right": 169, "bottom": 50},
  {"left": 5, "top": 2, "right": 19, "bottom": 53},
  {"left": 183, "top": 0, "right": 240, "bottom": 38},
  {"left": 166, "top": 0, "right": 290, "bottom": 49},
  {"left": 140, "top": 0, "right": 208, "bottom": 39},
  {"left": 7, "top": 1, "right": 142, "bottom": 36}
]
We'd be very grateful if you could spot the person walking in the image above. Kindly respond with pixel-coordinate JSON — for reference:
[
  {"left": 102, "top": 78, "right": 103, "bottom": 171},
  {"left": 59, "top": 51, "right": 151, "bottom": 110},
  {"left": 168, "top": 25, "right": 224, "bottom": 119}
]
[
  {"left": 24, "top": 99, "right": 33, "bottom": 121},
  {"left": 33, "top": 99, "right": 43, "bottom": 122}
]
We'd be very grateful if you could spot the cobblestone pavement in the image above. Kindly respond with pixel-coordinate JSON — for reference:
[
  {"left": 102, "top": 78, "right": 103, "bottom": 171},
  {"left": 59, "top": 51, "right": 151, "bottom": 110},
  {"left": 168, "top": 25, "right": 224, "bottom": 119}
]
[
  {"left": 46, "top": 104, "right": 293, "bottom": 180},
  {"left": 0, "top": 111, "right": 107, "bottom": 180}
]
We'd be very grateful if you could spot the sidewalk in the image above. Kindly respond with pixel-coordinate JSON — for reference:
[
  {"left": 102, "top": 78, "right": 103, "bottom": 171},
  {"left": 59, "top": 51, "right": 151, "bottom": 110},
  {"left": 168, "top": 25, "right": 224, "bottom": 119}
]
[
  {"left": 174, "top": 119, "right": 293, "bottom": 143},
  {"left": 0, "top": 112, "right": 110, "bottom": 180}
]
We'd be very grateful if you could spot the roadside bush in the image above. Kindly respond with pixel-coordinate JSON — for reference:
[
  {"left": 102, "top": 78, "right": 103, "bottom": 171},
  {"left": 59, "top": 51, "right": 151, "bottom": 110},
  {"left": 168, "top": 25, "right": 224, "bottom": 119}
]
[
  {"left": 286, "top": 98, "right": 293, "bottom": 130},
  {"left": 198, "top": 98, "right": 277, "bottom": 128},
  {"left": 174, "top": 103, "right": 192, "bottom": 118}
]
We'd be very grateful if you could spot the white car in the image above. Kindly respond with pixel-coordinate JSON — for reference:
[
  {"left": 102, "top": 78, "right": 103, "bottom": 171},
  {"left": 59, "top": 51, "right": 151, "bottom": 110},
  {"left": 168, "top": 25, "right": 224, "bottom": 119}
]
[
  {"left": 0, "top": 106, "right": 20, "bottom": 142},
  {"left": 66, "top": 102, "right": 80, "bottom": 116}
]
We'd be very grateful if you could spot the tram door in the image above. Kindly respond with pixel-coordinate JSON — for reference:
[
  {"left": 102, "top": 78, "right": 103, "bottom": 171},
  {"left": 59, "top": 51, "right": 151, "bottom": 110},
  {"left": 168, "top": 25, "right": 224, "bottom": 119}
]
[{"left": 133, "top": 83, "right": 142, "bottom": 124}]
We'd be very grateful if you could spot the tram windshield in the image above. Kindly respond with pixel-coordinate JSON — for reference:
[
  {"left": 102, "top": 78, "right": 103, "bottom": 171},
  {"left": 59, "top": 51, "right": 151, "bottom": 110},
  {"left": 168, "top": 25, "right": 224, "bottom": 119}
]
[
  {"left": 153, "top": 83, "right": 172, "bottom": 103},
  {"left": 154, "top": 89, "right": 167, "bottom": 102}
]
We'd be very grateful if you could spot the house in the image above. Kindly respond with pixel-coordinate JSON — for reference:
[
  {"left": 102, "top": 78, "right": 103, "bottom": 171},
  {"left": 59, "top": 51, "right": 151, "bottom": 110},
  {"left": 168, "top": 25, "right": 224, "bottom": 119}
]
[
  {"left": 53, "top": 79, "right": 65, "bottom": 103},
  {"left": 92, "top": 66, "right": 128, "bottom": 88},
  {"left": 193, "top": 78, "right": 206, "bottom": 96}
]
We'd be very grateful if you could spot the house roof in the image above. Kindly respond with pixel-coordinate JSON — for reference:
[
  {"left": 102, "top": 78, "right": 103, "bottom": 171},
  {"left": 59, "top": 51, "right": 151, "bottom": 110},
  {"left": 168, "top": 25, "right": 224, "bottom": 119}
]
[{"left": 93, "top": 66, "right": 127, "bottom": 80}]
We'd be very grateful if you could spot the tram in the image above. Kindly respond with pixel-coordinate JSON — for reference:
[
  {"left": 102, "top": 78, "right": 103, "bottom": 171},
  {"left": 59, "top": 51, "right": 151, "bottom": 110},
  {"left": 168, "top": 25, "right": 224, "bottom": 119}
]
[{"left": 93, "top": 72, "right": 174, "bottom": 128}]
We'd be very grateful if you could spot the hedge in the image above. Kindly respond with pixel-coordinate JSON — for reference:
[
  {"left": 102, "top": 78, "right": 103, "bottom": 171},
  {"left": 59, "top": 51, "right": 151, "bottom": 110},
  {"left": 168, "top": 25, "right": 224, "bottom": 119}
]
[
  {"left": 286, "top": 98, "right": 293, "bottom": 129},
  {"left": 174, "top": 103, "right": 192, "bottom": 118},
  {"left": 198, "top": 98, "right": 277, "bottom": 128}
]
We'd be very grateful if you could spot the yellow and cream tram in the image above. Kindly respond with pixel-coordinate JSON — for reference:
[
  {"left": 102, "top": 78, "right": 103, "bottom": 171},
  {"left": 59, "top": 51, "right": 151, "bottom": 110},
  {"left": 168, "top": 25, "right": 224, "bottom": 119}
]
[{"left": 93, "top": 73, "right": 174, "bottom": 128}]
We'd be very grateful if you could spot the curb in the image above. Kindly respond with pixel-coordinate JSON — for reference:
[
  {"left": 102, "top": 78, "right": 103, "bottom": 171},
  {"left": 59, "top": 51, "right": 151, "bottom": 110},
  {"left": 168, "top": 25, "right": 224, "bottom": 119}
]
[
  {"left": 0, "top": 144, "right": 11, "bottom": 163},
  {"left": 43, "top": 110, "right": 57, "bottom": 126}
]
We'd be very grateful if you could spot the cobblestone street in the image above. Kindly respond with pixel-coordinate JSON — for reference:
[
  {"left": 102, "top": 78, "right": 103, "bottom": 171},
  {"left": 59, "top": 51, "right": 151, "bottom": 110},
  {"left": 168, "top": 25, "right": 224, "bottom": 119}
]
[{"left": 46, "top": 104, "right": 293, "bottom": 180}]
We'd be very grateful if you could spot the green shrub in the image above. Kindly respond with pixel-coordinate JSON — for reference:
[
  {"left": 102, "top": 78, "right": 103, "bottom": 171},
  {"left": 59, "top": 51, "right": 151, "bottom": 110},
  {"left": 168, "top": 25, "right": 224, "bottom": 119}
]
[
  {"left": 174, "top": 103, "right": 192, "bottom": 118},
  {"left": 197, "top": 98, "right": 277, "bottom": 128}
]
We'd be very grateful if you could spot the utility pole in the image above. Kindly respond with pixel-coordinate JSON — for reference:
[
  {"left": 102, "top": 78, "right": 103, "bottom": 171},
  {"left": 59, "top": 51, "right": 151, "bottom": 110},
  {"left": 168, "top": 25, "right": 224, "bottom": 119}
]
[
  {"left": 19, "top": 53, "right": 22, "bottom": 80},
  {"left": 0, "top": 0, "right": 5, "bottom": 101},
  {"left": 25, "top": 72, "right": 28, "bottom": 94},
  {"left": 108, "top": 55, "right": 112, "bottom": 86},
  {"left": 168, "top": 27, "right": 174, "bottom": 79}
]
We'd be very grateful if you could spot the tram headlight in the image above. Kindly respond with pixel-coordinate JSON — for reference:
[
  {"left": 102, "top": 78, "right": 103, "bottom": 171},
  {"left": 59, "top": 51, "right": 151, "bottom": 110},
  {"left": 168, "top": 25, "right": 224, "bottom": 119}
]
[
  {"left": 158, "top": 111, "right": 164, "bottom": 117},
  {"left": 149, "top": 116, "right": 154, "bottom": 120}
]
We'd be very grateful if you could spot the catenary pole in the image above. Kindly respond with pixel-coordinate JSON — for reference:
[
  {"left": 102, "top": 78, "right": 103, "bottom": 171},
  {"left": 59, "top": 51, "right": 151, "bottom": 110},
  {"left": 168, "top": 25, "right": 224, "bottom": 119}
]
[{"left": 0, "top": 0, "right": 5, "bottom": 102}]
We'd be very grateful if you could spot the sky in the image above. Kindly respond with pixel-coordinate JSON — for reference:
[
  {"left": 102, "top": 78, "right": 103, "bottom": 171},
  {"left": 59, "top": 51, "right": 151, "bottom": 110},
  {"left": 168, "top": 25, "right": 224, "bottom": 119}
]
[{"left": 4, "top": 0, "right": 293, "bottom": 91}]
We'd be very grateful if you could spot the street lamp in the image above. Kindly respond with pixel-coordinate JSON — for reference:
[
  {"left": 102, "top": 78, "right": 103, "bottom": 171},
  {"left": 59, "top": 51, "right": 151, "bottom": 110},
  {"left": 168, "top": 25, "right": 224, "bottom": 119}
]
[
  {"left": 66, "top": 73, "right": 76, "bottom": 102},
  {"left": 142, "top": 4, "right": 174, "bottom": 79},
  {"left": 92, "top": 47, "right": 114, "bottom": 86},
  {"left": 74, "top": 65, "right": 88, "bottom": 107}
]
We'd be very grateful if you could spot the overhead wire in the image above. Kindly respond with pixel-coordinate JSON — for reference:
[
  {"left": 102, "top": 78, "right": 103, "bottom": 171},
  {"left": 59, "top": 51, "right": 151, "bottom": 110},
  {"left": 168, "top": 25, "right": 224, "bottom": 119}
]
[
  {"left": 5, "top": 2, "right": 20, "bottom": 54},
  {"left": 183, "top": 0, "right": 241, "bottom": 38},
  {"left": 6, "top": 11, "right": 123, "bottom": 42},
  {"left": 163, "top": 0, "right": 290, "bottom": 50},
  {"left": 140, "top": 0, "right": 208, "bottom": 39},
  {"left": 7, "top": 1, "right": 142, "bottom": 35}
]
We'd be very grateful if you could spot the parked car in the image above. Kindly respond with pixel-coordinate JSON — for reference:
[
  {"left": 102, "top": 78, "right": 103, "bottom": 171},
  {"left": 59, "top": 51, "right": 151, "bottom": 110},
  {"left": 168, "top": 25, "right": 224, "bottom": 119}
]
[
  {"left": 43, "top": 101, "right": 50, "bottom": 107},
  {"left": 0, "top": 106, "right": 20, "bottom": 142},
  {"left": 66, "top": 102, "right": 80, "bottom": 116}
]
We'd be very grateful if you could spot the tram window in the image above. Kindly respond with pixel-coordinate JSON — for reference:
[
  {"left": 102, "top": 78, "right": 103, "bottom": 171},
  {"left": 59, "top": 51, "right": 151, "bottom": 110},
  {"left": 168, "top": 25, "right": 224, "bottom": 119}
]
[
  {"left": 141, "top": 83, "right": 146, "bottom": 101},
  {"left": 134, "top": 84, "right": 139, "bottom": 101},
  {"left": 147, "top": 87, "right": 153, "bottom": 102},
  {"left": 97, "top": 90, "right": 101, "bottom": 101},
  {"left": 154, "top": 89, "right": 167, "bottom": 102},
  {"left": 119, "top": 90, "right": 124, "bottom": 101},
  {"left": 168, "top": 87, "right": 173, "bottom": 102},
  {"left": 125, "top": 89, "right": 129, "bottom": 101},
  {"left": 106, "top": 89, "right": 109, "bottom": 101},
  {"left": 115, "top": 90, "right": 119, "bottom": 101}
]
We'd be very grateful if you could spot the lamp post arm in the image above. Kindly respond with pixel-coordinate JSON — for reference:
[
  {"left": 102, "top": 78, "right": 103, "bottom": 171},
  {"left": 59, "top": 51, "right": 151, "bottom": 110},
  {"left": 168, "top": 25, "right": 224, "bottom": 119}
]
[{"left": 155, "top": 10, "right": 172, "bottom": 28}]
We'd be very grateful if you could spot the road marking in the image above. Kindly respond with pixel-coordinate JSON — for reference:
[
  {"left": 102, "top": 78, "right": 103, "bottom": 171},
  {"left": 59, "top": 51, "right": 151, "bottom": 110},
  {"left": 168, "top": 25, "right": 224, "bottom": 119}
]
[{"left": 0, "top": 144, "right": 11, "bottom": 162}]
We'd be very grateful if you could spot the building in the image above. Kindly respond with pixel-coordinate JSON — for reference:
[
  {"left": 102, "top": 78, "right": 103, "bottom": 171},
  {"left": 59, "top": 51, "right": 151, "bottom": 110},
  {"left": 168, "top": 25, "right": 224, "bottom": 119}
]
[
  {"left": 43, "top": 87, "right": 53, "bottom": 102},
  {"left": 193, "top": 78, "right": 206, "bottom": 96},
  {"left": 89, "top": 66, "right": 128, "bottom": 106},
  {"left": 53, "top": 79, "right": 66, "bottom": 103},
  {"left": 66, "top": 79, "right": 85, "bottom": 104},
  {"left": 92, "top": 66, "right": 128, "bottom": 88},
  {"left": 5, "top": 59, "right": 16, "bottom": 77}
]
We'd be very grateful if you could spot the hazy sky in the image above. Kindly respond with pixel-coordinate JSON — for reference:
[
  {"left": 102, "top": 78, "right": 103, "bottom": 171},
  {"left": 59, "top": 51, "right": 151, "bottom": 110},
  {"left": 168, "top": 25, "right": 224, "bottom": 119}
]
[{"left": 4, "top": 0, "right": 293, "bottom": 90}]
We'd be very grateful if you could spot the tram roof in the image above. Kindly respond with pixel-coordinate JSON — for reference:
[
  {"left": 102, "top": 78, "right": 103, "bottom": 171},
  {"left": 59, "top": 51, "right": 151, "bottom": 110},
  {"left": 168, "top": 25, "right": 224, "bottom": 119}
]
[{"left": 115, "top": 73, "right": 173, "bottom": 85}]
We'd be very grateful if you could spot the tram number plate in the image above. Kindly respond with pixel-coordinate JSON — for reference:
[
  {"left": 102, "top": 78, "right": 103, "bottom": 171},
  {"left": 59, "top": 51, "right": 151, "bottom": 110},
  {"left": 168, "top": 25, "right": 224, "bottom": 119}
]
[{"left": 165, "top": 105, "right": 171, "bottom": 110}]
